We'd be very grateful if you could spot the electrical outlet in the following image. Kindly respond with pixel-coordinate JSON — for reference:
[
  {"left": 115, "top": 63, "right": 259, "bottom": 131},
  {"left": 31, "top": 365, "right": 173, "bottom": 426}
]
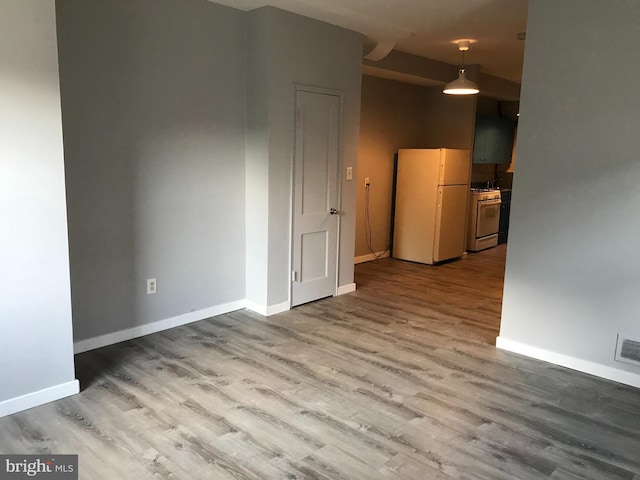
[
  {"left": 365, "top": 177, "right": 370, "bottom": 187},
  {"left": 147, "top": 278, "right": 157, "bottom": 295}
]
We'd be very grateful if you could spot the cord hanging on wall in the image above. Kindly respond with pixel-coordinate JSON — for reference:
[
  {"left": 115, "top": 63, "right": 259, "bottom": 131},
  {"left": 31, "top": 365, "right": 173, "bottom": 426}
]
[
  {"left": 364, "top": 181, "right": 389, "bottom": 260},
  {"left": 443, "top": 40, "right": 479, "bottom": 95}
]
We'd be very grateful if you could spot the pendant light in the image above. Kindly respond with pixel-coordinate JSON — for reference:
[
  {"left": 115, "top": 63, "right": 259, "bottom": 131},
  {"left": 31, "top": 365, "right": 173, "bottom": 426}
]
[{"left": 443, "top": 40, "right": 479, "bottom": 95}]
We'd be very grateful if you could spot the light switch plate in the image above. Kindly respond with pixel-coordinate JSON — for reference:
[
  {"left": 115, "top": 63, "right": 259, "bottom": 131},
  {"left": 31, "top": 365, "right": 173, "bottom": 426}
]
[{"left": 346, "top": 166, "right": 353, "bottom": 181}]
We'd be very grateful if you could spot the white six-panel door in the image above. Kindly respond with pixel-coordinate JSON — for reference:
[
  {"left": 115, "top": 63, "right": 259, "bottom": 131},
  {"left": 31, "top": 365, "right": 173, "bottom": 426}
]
[{"left": 291, "top": 87, "right": 342, "bottom": 307}]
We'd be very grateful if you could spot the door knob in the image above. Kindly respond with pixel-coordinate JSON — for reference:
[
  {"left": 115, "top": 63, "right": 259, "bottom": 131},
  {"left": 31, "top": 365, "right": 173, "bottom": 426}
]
[{"left": 329, "top": 208, "right": 338, "bottom": 215}]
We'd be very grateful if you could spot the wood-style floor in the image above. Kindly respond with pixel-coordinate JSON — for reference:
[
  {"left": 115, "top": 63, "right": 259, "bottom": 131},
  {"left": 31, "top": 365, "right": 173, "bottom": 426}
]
[{"left": 2, "top": 245, "right": 640, "bottom": 479}]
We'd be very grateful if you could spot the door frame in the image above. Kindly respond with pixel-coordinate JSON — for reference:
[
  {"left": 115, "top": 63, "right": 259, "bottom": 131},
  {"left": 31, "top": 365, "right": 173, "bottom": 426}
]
[{"left": 289, "top": 83, "right": 344, "bottom": 307}]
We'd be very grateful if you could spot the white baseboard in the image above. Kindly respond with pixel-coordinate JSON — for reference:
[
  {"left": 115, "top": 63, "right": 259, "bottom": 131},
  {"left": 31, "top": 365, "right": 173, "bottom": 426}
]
[
  {"left": 496, "top": 336, "right": 640, "bottom": 389},
  {"left": 354, "top": 250, "right": 390, "bottom": 264},
  {"left": 265, "top": 301, "right": 290, "bottom": 316},
  {"left": 337, "top": 283, "right": 356, "bottom": 295},
  {"left": 0, "top": 380, "right": 79, "bottom": 418},
  {"left": 245, "top": 300, "right": 290, "bottom": 317},
  {"left": 74, "top": 300, "right": 246, "bottom": 354}
]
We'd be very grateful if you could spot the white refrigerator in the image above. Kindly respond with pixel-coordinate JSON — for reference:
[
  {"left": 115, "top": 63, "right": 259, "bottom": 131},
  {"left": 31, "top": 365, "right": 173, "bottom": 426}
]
[{"left": 393, "top": 148, "right": 471, "bottom": 265}]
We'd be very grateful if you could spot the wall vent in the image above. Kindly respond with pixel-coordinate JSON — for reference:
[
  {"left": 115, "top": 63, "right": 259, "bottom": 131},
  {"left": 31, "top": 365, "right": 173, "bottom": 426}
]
[{"left": 615, "top": 334, "right": 640, "bottom": 367}]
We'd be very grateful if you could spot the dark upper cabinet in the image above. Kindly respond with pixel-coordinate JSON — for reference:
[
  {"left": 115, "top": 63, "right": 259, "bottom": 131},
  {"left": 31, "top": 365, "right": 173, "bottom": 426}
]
[{"left": 473, "top": 116, "right": 516, "bottom": 164}]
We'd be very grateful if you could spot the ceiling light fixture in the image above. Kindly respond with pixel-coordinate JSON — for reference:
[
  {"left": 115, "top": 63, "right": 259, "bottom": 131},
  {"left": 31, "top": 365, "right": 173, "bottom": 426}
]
[{"left": 443, "top": 40, "right": 479, "bottom": 96}]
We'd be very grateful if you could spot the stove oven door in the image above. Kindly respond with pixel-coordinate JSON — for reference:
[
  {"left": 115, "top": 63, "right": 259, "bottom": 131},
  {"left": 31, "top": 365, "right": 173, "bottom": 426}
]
[{"left": 476, "top": 198, "right": 501, "bottom": 238}]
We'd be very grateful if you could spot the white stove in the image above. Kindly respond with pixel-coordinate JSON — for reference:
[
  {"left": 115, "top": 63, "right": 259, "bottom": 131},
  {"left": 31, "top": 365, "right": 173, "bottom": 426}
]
[{"left": 468, "top": 189, "right": 501, "bottom": 251}]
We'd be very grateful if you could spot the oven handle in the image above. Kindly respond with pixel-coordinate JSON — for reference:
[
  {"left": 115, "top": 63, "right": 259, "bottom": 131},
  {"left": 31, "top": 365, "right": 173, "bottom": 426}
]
[{"left": 478, "top": 199, "right": 501, "bottom": 205}]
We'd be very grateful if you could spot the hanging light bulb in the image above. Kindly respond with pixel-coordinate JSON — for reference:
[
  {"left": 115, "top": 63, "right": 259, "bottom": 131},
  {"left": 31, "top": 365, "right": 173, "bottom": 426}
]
[
  {"left": 443, "top": 68, "right": 479, "bottom": 95},
  {"left": 443, "top": 40, "right": 479, "bottom": 95}
]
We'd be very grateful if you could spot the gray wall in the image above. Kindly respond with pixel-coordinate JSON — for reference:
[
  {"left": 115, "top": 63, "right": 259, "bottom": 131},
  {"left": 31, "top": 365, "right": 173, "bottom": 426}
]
[
  {"left": 356, "top": 78, "right": 476, "bottom": 258},
  {"left": 246, "top": 7, "right": 363, "bottom": 306},
  {"left": 421, "top": 87, "right": 476, "bottom": 150},
  {"left": 245, "top": 10, "right": 270, "bottom": 308},
  {"left": 500, "top": 0, "right": 640, "bottom": 379},
  {"left": 57, "top": 0, "right": 247, "bottom": 342},
  {"left": 356, "top": 76, "right": 433, "bottom": 257},
  {"left": 0, "top": 0, "right": 77, "bottom": 407}
]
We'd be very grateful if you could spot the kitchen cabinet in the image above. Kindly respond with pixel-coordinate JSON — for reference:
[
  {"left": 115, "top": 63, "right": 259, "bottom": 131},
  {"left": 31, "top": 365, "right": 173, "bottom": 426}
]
[
  {"left": 472, "top": 116, "right": 516, "bottom": 164},
  {"left": 498, "top": 189, "right": 511, "bottom": 244}
]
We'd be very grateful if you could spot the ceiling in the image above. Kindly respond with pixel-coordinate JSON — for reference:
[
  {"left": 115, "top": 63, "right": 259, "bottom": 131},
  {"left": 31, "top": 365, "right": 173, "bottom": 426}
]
[{"left": 208, "top": 0, "right": 529, "bottom": 83}]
